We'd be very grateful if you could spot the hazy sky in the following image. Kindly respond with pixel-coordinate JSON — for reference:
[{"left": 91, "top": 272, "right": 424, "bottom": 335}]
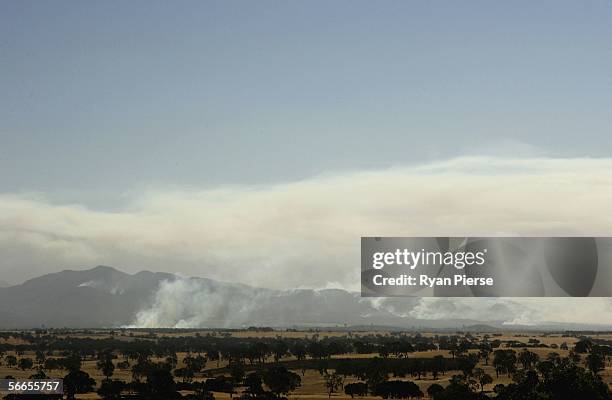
[
  {"left": 2, "top": 1, "right": 612, "bottom": 206},
  {"left": 2, "top": 2, "right": 612, "bottom": 326}
]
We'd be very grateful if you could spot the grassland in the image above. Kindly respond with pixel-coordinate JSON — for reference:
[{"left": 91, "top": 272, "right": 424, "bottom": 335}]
[{"left": 0, "top": 329, "right": 610, "bottom": 399}]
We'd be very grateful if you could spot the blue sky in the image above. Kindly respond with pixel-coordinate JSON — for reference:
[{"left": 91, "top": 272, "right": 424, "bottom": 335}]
[
  {"left": 2, "top": 2, "right": 612, "bottom": 325},
  {"left": 2, "top": 1, "right": 612, "bottom": 205}
]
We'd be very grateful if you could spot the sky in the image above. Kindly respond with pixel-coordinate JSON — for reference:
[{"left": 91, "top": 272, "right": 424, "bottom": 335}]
[
  {"left": 1, "top": 1, "right": 612, "bottom": 325},
  {"left": 2, "top": 1, "right": 612, "bottom": 202}
]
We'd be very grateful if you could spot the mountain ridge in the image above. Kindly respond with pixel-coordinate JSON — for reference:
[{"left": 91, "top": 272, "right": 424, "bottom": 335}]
[{"left": 1, "top": 266, "right": 611, "bottom": 331}]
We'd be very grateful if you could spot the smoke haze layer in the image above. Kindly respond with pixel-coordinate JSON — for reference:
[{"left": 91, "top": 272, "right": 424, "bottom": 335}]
[{"left": 2, "top": 156, "right": 612, "bottom": 327}]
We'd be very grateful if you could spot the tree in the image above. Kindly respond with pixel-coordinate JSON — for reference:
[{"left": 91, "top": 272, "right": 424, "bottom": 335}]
[
  {"left": 543, "top": 363, "right": 610, "bottom": 400},
  {"left": 518, "top": 349, "right": 539, "bottom": 370},
  {"left": 273, "top": 340, "right": 289, "bottom": 362},
  {"left": 187, "top": 383, "right": 216, "bottom": 400},
  {"left": 97, "top": 353, "right": 115, "bottom": 381},
  {"left": 166, "top": 353, "right": 178, "bottom": 369},
  {"left": 35, "top": 350, "right": 46, "bottom": 366},
  {"left": 363, "top": 358, "right": 388, "bottom": 393},
  {"left": 6, "top": 355, "right": 17, "bottom": 368},
  {"left": 290, "top": 343, "right": 307, "bottom": 361},
  {"left": 568, "top": 351, "right": 581, "bottom": 364},
  {"left": 374, "top": 380, "right": 423, "bottom": 399},
  {"left": 472, "top": 368, "right": 492, "bottom": 393},
  {"left": 433, "top": 355, "right": 447, "bottom": 379},
  {"left": 185, "top": 354, "right": 207, "bottom": 372},
  {"left": 324, "top": 372, "right": 344, "bottom": 399},
  {"left": 29, "top": 369, "right": 47, "bottom": 379},
  {"left": 586, "top": 351, "right": 605, "bottom": 375},
  {"left": 493, "top": 350, "right": 517, "bottom": 378},
  {"left": 496, "top": 357, "right": 610, "bottom": 400},
  {"left": 205, "top": 376, "right": 235, "bottom": 398},
  {"left": 243, "top": 372, "right": 265, "bottom": 397},
  {"left": 432, "top": 375, "right": 479, "bottom": 400},
  {"left": 44, "top": 358, "right": 61, "bottom": 371},
  {"left": 62, "top": 352, "right": 82, "bottom": 373},
  {"left": 345, "top": 382, "right": 367, "bottom": 398},
  {"left": 18, "top": 358, "right": 34, "bottom": 370},
  {"left": 230, "top": 361, "right": 245, "bottom": 385},
  {"left": 143, "top": 363, "right": 181, "bottom": 399},
  {"left": 457, "top": 354, "right": 478, "bottom": 377},
  {"left": 574, "top": 339, "right": 592, "bottom": 354},
  {"left": 175, "top": 367, "right": 195, "bottom": 383},
  {"left": 63, "top": 370, "right": 96, "bottom": 400},
  {"left": 262, "top": 366, "right": 301, "bottom": 398},
  {"left": 98, "top": 379, "right": 126, "bottom": 400},
  {"left": 427, "top": 383, "right": 444, "bottom": 398},
  {"left": 479, "top": 343, "right": 492, "bottom": 366},
  {"left": 208, "top": 350, "right": 221, "bottom": 367}
]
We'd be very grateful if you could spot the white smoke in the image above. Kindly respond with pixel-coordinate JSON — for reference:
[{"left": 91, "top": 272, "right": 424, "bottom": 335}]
[
  {"left": 128, "top": 278, "right": 278, "bottom": 328},
  {"left": 406, "top": 298, "right": 612, "bottom": 326},
  {"left": 2, "top": 156, "right": 612, "bottom": 326}
]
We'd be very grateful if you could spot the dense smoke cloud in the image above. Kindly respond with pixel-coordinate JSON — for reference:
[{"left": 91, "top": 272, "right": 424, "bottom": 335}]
[
  {"left": 2, "top": 156, "right": 612, "bottom": 326},
  {"left": 128, "top": 279, "right": 612, "bottom": 328},
  {"left": 129, "top": 278, "right": 274, "bottom": 328}
]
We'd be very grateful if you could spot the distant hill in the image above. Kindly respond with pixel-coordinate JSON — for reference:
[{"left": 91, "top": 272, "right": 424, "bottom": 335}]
[
  {"left": 0, "top": 266, "right": 176, "bottom": 328},
  {"left": 0, "top": 266, "right": 471, "bottom": 329},
  {"left": 1, "top": 266, "right": 611, "bottom": 330}
]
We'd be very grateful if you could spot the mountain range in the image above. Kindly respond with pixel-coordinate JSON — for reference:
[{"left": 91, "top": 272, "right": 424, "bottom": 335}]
[{"left": 0, "top": 266, "right": 609, "bottom": 330}]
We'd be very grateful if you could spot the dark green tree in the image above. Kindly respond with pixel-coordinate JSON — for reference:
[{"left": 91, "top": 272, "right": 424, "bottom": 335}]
[
  {"left": 18, "top": 357, "right": 33, "bottom": 370},
  {"left": 63, "top": 370, "right": 96, "bottom": 400},
  {"left": 262, "top": 366, "right": 301, "bottom": 398},
  {"left": 97, "top": 379, "right": 126, "bottom": 400}
]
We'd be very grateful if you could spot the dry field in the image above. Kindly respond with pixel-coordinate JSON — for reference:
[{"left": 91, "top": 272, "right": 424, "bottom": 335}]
[{"left": 1, "top": 330, "right": 610, "bottom": 399}]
